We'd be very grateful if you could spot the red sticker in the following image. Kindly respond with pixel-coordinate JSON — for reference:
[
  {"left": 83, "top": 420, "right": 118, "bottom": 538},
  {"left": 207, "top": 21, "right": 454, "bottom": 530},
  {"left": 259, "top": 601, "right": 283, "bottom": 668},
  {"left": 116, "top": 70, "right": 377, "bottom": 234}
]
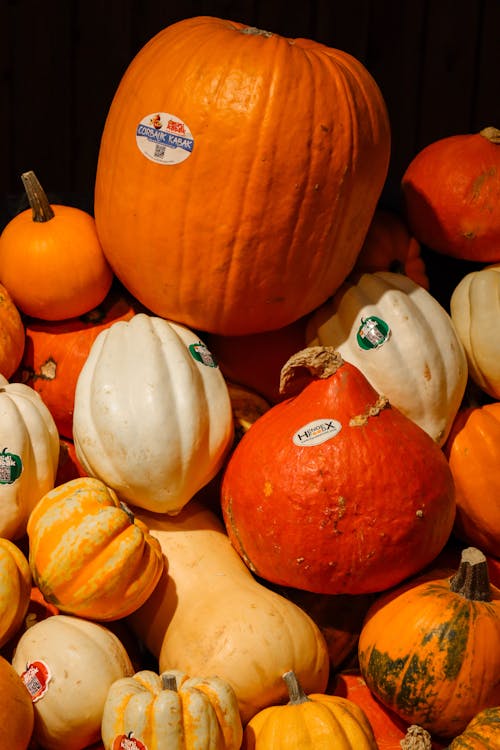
[
  {"left": 113, "top": 734, "right": 148, "bottom": 750},
  {"left": 20, "top": 660, "right": 51, "bottom": 702}
]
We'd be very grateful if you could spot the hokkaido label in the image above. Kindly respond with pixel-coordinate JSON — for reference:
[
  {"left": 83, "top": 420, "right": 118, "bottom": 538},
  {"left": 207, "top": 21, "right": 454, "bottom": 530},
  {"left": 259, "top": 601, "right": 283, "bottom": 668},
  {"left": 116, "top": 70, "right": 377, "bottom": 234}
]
[
  {"left": 0, "top": 447, "right": 22, "bottom": 484},
  {"left": 136, "top": 112, "right": 194, "bottom": 165},
  {"left": 21, "top": 660, "right": 52, "bottom": 702},
  {"left": 188, "top": 342, "right": 218, "bottom": 367},
  {"left": 293, "top": 419, "right": 342, "bottom": 446},
  {"left": 356, "top": 315, "right": 391, "bottom": 350}
]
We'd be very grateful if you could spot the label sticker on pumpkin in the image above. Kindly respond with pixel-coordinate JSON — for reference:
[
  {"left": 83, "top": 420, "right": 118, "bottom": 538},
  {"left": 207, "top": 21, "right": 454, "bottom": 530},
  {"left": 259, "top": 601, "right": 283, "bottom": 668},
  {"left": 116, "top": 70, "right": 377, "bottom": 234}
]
[
  {"left": 112, "top": 733, "right": 148, "bottom": 750},
  {"left": 136, "top": 112, "right": 194, "bottom": 165},
  {"left": 293, "top": 419, "right": 342, "bottom": 446},
  {"left": 0, "top": 447, "right": 22, "bottom": 484},
  {"left": 356, "top": 316, "right": 391, "bottom": 350},
  {"left": 188, "top": 342, "right": 218, "bottom": 367},
  {"left": 20, "top": 660, "right": 52, "bottom": 702}
]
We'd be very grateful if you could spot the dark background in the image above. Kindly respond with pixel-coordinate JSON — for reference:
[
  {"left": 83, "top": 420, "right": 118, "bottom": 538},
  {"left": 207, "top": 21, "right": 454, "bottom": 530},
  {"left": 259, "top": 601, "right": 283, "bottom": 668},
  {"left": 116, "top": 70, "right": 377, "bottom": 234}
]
[{"left": 1, "top": 0, "right": 499, "bottom": 301}]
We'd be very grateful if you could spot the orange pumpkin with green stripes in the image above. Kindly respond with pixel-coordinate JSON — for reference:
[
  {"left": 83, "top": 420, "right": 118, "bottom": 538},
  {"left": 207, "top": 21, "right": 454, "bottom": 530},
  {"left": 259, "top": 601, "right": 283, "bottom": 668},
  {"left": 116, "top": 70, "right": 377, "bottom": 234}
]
[
  {"left": 447, "top": 706, "right": 500, "bottom": 748},
  {"left": 358, "top": 547, "right": 500, "bottom": 739},
  {"left": 26, "top": 477, "right": 164, "bottom": 621}
]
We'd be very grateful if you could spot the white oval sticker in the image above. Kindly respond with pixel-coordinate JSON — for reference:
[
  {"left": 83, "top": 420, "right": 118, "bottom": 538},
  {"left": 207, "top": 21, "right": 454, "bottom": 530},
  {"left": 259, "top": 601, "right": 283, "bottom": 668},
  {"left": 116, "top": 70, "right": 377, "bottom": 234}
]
[
  {"left": 136, "top": 112, "right": 194, "bottom": 165},
  {"left": 292, "top": 419, "right": 342, "bottom": 447}
]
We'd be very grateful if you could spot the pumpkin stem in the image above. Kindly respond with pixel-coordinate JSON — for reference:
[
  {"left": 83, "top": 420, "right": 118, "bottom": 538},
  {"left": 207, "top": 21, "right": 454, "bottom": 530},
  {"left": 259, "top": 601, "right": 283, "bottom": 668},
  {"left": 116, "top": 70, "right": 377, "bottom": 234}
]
[
  {"left": 240, "top": 25, "right": 273, "bottom": 38},
  {"left": 349, "top": 394, "right": 390, "bottom": 426},
  {"left": 161, "top": 673, "right": 178, "bottom": 691},
  {"left": 479, "top": 126, "right": 500, "bottom": 144},
  {"left": 282, "top": 670, "right": 311, "bottom": 705},
  {"left": 279, "top": 346, "right": 343, "bottom": 397},
  {"left": 21, "top": 171, "right": 55, "bottom": 223},
  {"left": 399, "top": 724, "right": 433, "bottom": 749},
  {"left": 449, "top": 547, "right": 492, "bottom": 602}
]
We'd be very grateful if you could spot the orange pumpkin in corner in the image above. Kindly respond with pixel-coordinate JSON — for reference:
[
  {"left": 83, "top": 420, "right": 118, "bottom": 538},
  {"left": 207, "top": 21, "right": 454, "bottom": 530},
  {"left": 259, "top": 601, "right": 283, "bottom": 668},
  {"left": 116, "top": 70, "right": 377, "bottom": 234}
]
[
  {"left": 0, "top": 171, "right": 113, "bottom": 320},
  {"left": 0, "top": 654, "right": 34, "bottom": 749},
  {"left": 0, "top": 282, "right": 25, "bottom": 378},
  {"left": 402, "top": 126, "right": 500, "bottom": 262}
]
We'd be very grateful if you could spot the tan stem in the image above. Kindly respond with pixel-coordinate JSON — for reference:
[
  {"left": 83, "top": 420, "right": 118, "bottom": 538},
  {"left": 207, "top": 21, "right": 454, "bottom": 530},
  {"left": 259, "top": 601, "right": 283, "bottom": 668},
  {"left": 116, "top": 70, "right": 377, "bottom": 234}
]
[
  {"left": 161, "top": 673, "right": 178, "bottom": 691},
  {"left": 282, "top": 670, "right": 311, "bottom": 705},
  {"left": 240, "top": 26, "right": 273, "bottom": 37},
  {"left": 400, "top": 724, "right": 433, "bottom": 749},
  {"left": 349, "top": 395, "right": 390, "bottom": 426},
  {"left": 449, "top": 547, "right": 491, "bottom": 602},
  {"left": 21, "top": 171, "right": 55, "bottom": 222},
  {"left": 479, "top": 126, "right": 500, "bottom": 144},
  {"left": 279, "top": 346, "right": 343, "bottom": 397}
]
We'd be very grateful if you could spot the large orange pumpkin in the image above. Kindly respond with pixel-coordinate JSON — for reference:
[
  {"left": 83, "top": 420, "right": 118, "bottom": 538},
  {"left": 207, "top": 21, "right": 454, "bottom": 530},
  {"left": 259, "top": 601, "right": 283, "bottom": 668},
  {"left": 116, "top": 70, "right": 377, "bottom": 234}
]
[
  {"left": 443, "top": 401, "right": 500, "bottom": 557},
  {"left": 221, "top": 347, "right": 456, "bottom": 595},
  {"left": 0, "top": 171, "right": 113, "bottom": 320},
  {"left": 401, "top": 126, "right": 500, "bottom": 262},
  {"left": 18, "top": 285, "right": 139, "bottom": 438},
  {"left": 94, "top": 15, "right": 390, "bottom": 335}
]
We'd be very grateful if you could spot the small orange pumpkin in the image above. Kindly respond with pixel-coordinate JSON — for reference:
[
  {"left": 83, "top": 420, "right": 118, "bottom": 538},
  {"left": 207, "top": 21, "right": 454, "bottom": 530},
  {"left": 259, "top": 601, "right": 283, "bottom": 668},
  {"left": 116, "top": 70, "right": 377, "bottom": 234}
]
[
  {"left": 0, "top": 171, "right": 113, "bottom": 320},
  {"left": 358, "top": 546, "right": 500, "bottom": 738},
  {"left": 0, "top": 282, "right": 25, "bottom": 379},
  {"left": 402, "top": 126, "right": 500, "bottom": 262},
  {"left": 352, "top": 208, "right": 429, "bottom": 289},
  {"left": 447, "top": 706, "right": 500, "bottom": 749}
]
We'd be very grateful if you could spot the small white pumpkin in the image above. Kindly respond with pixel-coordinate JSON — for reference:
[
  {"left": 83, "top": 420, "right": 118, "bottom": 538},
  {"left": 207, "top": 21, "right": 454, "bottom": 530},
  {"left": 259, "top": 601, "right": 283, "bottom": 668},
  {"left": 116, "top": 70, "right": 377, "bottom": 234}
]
[
  {"left": 101, "top": 669, "right": 243, "bottom": 750},
  {"left": 11, "top": 614, "right": 134, "bottom": 750},
  {"left": 450, "top": 264, "right": 500, "bottom": 399},
  {"left": 73, "top": 313, "right": 234, "bottom": 514},
  {"left": 0, "top": 375, "right": 59, "bottom": 539},
  {"left": 306, "top": 271, "right": 468, "bottom": 445}
]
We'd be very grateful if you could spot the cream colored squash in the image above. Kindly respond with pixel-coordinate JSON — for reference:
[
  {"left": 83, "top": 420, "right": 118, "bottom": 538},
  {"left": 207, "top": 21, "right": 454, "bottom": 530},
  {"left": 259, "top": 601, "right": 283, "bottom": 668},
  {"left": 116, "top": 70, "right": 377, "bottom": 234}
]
[
  {"left": 73, "top": 313, "right": 234, "bottom": 514},
  {"left": 101, "top": 669, "right": 243, "bottom": 750},
  {"left": 0, "top": 374, "right": 59, "bottom": 539},
  {"left": 11, "top": 614, "right": 134, "bottom": 750},
  {"left": 127, "top": 501, "right": 330, "bottom": 725},
  {"left": 450, "top": 264, "right": 500, "bottom": 399},
  {"left": 306, "top": 271, "right": 468, "bottom": 445}
]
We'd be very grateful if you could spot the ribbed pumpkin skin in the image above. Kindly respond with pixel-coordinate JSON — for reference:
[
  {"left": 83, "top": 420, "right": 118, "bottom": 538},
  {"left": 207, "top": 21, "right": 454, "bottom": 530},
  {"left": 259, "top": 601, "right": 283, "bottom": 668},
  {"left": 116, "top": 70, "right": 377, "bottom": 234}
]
[
  {"left": 0, "top": 282, "right": 25, "bottom": 379},
  {"left": 27, "top": 477, "right": 164, "bottom": 621},
  {"left": 447, "top": 706, "right": 500, "bottom": 749},
  {"left": 94, "top": 16, "right": 390, "bottom": 335},
  {"left": 221, "top": 355, "right": 456, "bottom": 595},
  {"left": 444, "top": 403, "right": 500, "bottom": 557},
  {"left": 0, "top": 539, "right": 31, "bottom": 649},
  {"left": 358, "top": 570, "right": 500, "bottom": 738}
]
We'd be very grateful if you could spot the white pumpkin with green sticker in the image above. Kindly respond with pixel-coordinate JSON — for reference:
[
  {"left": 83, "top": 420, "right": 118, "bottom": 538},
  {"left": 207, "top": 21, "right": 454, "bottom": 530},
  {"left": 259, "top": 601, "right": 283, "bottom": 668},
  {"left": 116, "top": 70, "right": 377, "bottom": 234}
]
[
  {"left": 73, "top": 313, "right": 234, "bottom": 514},
  {"left": 306, "top": 271, "right": 468, "bottom": 445},
  {"left": 0, "top": 375, "right": 59, "bottom": 539}
]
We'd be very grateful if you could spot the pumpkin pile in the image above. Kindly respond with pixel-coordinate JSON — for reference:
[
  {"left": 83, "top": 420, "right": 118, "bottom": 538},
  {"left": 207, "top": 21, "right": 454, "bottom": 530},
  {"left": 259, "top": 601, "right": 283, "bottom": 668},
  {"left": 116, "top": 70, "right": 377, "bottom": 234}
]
[{"left": 0, "top": 13, "right": 499, "bottom": 750}]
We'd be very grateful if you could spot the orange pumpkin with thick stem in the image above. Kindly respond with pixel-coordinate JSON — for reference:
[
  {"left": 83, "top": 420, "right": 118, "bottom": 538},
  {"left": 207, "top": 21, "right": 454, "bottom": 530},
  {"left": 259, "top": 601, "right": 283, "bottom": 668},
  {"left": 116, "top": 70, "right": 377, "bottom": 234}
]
[
  {"left": 352, "top": 208, "right": 429, "bottom": 289},
  {"left": 401, "top": 126, "right": 500, "bottom": 262},
  {"left": 358, "top": 547, "right": 500, "bottom": 738},
  {"left": 18, "top": 285, "right": 139, "bottom": 438},
  {"left": 443, "top": 401, "right": 500, "bottom": 557},
  {"left": 0, "top": 282, "right": 25, "bottom": 379},
  {"left": 221, "top": 346, "right": 456, "bottom": 595},
  {"left": 0, "top": 171, "right": 113, "bottom": 320},
  {"left": 94, "top": 15, "right": 390, "bottom": 335}
]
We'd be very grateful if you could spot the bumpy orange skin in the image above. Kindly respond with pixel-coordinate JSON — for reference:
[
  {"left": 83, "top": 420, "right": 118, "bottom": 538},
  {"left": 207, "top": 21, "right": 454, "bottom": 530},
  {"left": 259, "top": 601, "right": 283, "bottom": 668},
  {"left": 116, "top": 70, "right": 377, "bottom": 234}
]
[
  {"left": 358, "top": 571, "right": 500, "bottom": 738},
  {"left": 94, "top": 15, "right": 390, "bottom": 335},
  {"left": 27, "top": 477, "right": 164, "bottom": 621},
  {"left": 221, "top": 358, "right": 456, "bottom": 595},
  {"left": 402, "top": 127, "right": 500, "bottom": 262}
]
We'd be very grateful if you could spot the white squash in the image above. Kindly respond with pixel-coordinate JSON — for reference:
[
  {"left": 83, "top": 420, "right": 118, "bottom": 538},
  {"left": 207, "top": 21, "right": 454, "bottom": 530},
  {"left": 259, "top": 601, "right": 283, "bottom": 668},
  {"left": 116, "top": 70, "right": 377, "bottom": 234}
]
[
  {"left": 0, "top": 374, "right": 59, "bottom": 539},
  {"left": 101, "top": 669, "right": 243, "bottom": 750},
  {"left": 450, "top": 264, "right": 500, "bottom": 399},
  {"left": 306, "top": 271, "right": 468, "bottom": 445},
  {"left": 11, "top": 614, "right": 134, "bottom": 750},
  {"left": 73, "top": 313, "right": 234, "bottom": 514}
]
